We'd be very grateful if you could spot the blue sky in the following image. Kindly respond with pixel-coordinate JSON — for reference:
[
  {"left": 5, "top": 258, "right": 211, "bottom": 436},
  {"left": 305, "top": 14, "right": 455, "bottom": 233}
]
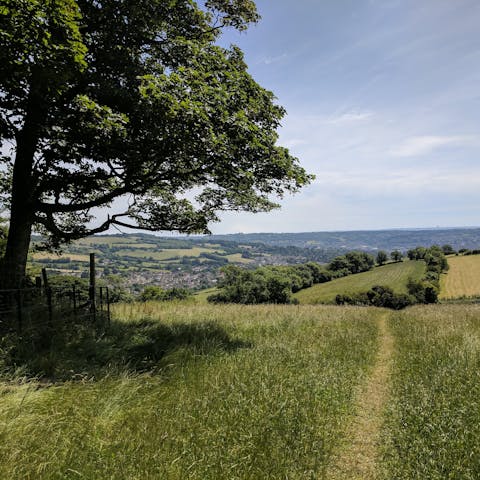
[
  {"left": 3, "top": 1, "right": 478, "bottom": 235},
  {"left": 210, "top": 0, "right": 480, "bottom": 233}
]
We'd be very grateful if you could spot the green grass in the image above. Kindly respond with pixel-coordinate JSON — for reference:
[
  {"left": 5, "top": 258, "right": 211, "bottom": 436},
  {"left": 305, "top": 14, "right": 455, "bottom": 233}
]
[
  {"left": 3, "top": 301, "right": 480, "bottom": 478},
  {"left": 76, "top": 236, "right": 139, "bottom": 245},
  {"left": 381, "top": 305, "right": 480, "bottom": 479},
  {"left": 0, "top": 303, "right": 379, "bottom": 479},
  {"left": 294, "top": 260, "right": 425, "bottom": 304},
  {"left": 224, "top": 253, "right": 254, "bottom": 264},
  {"left": 193, "top": 287, "right": 219, "bottom": 303}
]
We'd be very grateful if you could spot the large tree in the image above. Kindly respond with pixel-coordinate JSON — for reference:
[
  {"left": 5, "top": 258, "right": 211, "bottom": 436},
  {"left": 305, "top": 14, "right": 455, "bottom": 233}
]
[{"left": 0, "top": 0, "right": 313, "bottom": 287}]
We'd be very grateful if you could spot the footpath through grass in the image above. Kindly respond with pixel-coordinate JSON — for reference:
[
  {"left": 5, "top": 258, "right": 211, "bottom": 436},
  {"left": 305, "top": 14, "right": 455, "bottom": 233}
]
[
  {"left": 294, "top": 260, "right": 425, "bottom": 304},
  {"left": 440, "top": 254, "right": 480, "bottom": 299},
  {"left": 327, "top": 312, "right": 393, "bottom": 480},
  {"left": 3, "top": 302, "right": 480, "bottom": 479},
  {"left": 381, "top": 305, "right": 480, "bottom": 479},
  {"left": 0, "top": 303, "right": 379, "bottom": 480}
]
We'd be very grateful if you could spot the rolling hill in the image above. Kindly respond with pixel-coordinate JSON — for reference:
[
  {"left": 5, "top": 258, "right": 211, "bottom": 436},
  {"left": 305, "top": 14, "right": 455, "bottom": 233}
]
[{"left": 294, "top": 260, "right": 425, "bottom": 304}]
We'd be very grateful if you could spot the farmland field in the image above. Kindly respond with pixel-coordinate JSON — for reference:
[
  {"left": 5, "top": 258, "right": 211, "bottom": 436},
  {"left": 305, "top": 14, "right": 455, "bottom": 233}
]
[
  {"left": 294, "top": 260, "right": 425, "bottom": 304},
  {"left": 115, "top": 246, "right": 223, "bottom": 260},
  {"left": 1, "top": 303, "right": 480, "bottom": 478},
  {"left": 440, "top": 254, "right": 480, "bottom": 299},
  {"left": 31, "top": 252, "right": 91, "bottom": 262}
]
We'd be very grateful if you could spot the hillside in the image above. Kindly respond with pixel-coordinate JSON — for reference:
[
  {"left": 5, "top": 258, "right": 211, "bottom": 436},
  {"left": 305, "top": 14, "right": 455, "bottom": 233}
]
[
  {"left": 440, "top": 254, "right": 480, "bottom": 299},
  {"left": 2, "top": 303, "right": 480, "bottom": 478},
  {"left": 209, "top": 227, "right": 480, "bottom": 251},
  {"left": 29, "top": 234, "right": 338, "bottom": 292},
  {"left": 294, "top": 260, "right": 425, "bottom": 304}
]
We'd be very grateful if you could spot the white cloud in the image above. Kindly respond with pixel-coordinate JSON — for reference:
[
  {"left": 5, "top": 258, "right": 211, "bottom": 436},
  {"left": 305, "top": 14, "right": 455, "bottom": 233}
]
[
  {"left": 312, "top": 167, "right": 480, "bottom": 196},
  {"left": 326, "top": 110, "right": 374, "bottom": 125},
  {"left": 281, "top": 138, "right": 308, "bottom": 149},
  {"left": 390, "top": 135, "right": 475, "bottom": 157},
  {"left": 259, "top": 53, "right": 288, "bottom": 65}
]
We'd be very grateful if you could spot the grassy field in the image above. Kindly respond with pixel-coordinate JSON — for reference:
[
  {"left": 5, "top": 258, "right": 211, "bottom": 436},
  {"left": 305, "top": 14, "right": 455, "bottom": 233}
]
[
  {"left": 193, "top": 287, "right": 219, "bottom": 303},
  {"left": 0, "top": 303, "right": 379, "bottom": 479},
  {"left": 2, "top": 302, "right": 480, "bottom": 478},
  {"left": 31, "top": 252, "right": 91, "bottom": 262},
  {"left": 115, "top": 246, "right": 222, "bottom": 260},
  {"left": 294, "top": 260, "right": 425, "bottom": 304},
  {"left": 440, "top": 254, "right": 480, "bottom": 299},
  {"left": 382, "top": 305, "right": 480, "bottom": 479},
  {"left": 224, "top": 253, "right": 254, "bottom": 264}
]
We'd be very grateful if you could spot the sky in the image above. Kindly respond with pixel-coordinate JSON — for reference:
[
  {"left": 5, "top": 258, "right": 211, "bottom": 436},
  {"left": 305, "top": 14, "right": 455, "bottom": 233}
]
[
  {"left": 208, "top": 0, "right": 480, "bottom": 233},
  {"left": 2, "top": 0, "right": 479, "bottom": 235}
]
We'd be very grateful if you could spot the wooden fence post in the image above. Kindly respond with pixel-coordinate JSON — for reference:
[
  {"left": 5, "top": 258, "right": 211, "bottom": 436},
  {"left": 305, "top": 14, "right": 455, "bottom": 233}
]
[
  {"left": 15, "top": 290, "right": 22, "bottom": 334},
  {"left": 72, "top": 283, "right": 77, "bottom": 318},
  {"left": 41, "top": 268, "right": 53, "bottom": 330},
  {"left": 89, "top": 253, "right": 96, "bottom": 322}
]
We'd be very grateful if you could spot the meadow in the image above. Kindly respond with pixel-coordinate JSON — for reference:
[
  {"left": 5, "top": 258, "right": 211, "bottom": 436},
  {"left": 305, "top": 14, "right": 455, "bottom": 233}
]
[
  {"left": 440, "top": 254, "right": 480, "bottom": 299},
  {"left": 294, "top": 260, "right": 425, "bottom": 304},
  {"left": 382, "top": 305, "right": 480, "bottom": 479},
  {"left": 0, "top": 303, "right": 379, "bottom": 479},
  {"left": 1, "top": 301, "right": 480, "bottom": 479}
]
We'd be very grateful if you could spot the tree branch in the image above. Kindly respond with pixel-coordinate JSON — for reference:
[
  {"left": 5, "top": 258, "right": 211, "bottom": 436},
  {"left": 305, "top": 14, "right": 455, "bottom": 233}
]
[{"left": 36, "top": 187, "right": 130, "bottom": 213}]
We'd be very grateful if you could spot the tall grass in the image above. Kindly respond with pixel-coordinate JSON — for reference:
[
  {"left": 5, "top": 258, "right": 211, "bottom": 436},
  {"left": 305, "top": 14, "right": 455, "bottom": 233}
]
[
  {"left": 381, "top": 305, "right": 480, "bottom": 479},
  {"left": 0, "top": 303, "right": 379, "bottom": 479}
]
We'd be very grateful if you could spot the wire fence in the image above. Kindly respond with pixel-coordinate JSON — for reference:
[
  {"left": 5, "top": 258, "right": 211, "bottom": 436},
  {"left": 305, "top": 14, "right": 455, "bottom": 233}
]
[{"left": 0, "top": 285, "right": 110, "bottom": 335}]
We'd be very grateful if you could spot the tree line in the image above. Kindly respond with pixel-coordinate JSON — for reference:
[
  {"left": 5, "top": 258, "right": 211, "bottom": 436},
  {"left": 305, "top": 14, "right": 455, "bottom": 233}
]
[
  {"left": 336, "top": 245, "right": 449, "bottom": 309},
  {"left": 208, "top": 251, "right": 376, "bottom": 304}
]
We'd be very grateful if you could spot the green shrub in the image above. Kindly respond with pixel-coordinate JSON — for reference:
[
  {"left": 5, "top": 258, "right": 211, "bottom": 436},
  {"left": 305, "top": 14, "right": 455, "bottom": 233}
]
[{"left": 336, "top": 285, "right": 413, "bottom": 310}]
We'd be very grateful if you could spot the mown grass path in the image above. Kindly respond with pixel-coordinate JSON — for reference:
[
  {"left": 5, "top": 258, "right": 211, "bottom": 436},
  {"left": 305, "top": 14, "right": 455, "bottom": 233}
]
[{"left": 327, "top": 312, "right": 393, "bottom": 480}]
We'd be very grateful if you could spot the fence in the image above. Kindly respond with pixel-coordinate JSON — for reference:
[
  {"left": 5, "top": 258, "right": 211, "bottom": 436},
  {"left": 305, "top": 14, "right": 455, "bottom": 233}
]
[
  {"left": 0, "top": 284, "right": 110, "bottom": 335},
  {"left": 0, "top": 253, "right": 110, "bottom": 335}
]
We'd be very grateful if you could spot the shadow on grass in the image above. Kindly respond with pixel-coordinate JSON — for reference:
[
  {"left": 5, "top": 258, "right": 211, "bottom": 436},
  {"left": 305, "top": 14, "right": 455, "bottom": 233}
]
[{"left": 1, "top": 316, "right": 251, "bottom": 381}]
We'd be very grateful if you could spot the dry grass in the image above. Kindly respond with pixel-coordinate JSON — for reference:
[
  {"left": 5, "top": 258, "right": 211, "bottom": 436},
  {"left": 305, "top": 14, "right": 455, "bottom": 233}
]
[{"left": 440, "top": 254, "right": 480, "bottom": 299}]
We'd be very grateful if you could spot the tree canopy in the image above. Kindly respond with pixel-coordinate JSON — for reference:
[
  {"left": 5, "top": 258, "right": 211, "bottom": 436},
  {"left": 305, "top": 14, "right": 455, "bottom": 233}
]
[{"left": 0, "top": 0, "right": 313, "bottom": 286}]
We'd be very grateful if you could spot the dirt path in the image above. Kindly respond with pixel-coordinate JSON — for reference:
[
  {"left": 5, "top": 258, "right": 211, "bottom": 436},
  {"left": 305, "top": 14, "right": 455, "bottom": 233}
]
[{"left": 326, "top": 312, "right": 393, "bottom": 480}]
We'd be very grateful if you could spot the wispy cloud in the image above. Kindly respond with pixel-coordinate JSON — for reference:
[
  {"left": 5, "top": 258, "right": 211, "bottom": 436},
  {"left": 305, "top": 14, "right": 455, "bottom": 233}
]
[
  {"left": 326, "top": 110, "right": 374, "bottom": 125},
  {"left": 313, "top": 167, "right": 480, "bottom": 195},
  {"left": 259, "top": 53, "right": 288, "bottom": 65},
  {"left": 390, "top": 135, "right": 475, "bottom": 157}
]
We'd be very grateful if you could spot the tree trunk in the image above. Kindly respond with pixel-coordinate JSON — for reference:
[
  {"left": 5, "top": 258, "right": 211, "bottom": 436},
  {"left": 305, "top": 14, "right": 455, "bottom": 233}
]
[
  {"left": 0, "top": 211, "right": 33, "bottom": 289},
  {"left": 0, "top": 79, "right": 44, "bottom": 289}
]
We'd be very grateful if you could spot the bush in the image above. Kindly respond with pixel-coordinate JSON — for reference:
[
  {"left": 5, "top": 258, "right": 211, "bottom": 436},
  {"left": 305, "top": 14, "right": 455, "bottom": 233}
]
[
  {"left": 138, "top": 286, "right": 192, "bottom": 302},
  {"left": 208, "top": 266, "right": 295, "bottom": 304},
  {"left": 407, "top": 278, "right": 439, "bottom": 304},
  {"left": 376, "top": 250, "right": 388, "bottom": 265},
  {"left": 329, "top": 252, "right": 375, "bottom": 275},
  {"left": 335, "top": 285, "right": 413, "bottom": 310}
]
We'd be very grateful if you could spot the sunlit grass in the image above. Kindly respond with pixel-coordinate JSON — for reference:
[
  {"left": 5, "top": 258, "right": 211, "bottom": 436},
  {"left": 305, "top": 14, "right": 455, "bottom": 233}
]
[
  {"left": 381, "top": 305, "right": 480, "bottom": 479},
  {"left": 294, "top": 260, "right": 425, "bottom": 304},
  {"left": 440, "top": 254, "right": 480, "bottom": 299},
  {"left": 0, "top": 303, "right": 379, "bottom": 479}
]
